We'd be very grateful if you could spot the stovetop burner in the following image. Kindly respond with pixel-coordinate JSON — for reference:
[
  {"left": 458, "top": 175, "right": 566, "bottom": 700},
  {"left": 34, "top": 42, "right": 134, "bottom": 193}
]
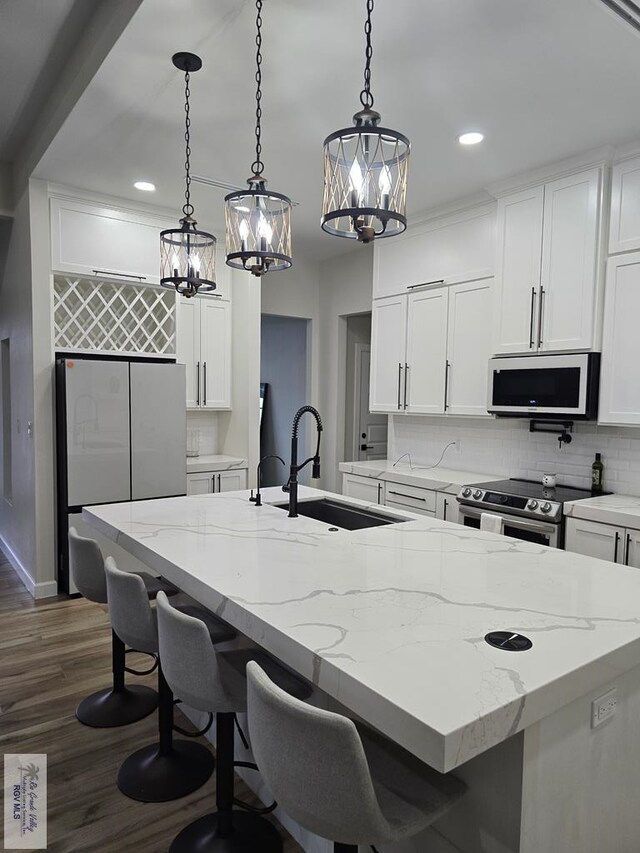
[{"left": 467, "top": 478, "right": 604, "bottom": 504}]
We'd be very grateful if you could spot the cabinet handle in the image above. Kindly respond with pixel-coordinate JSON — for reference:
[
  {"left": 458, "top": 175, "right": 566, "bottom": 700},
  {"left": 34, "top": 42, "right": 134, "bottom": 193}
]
[
  {"left": 614, "top": 531, "right": 620, "bottom": 562},
  {"left": 444, "top": 360, "right": 450, "bottom": 411},
  {"left": 407, "top": 279, "right": 445, "bottom": 290},
  {"left": 92, "top": 269, "right": 146, "bottom": 281},
  {"left": 403, "top": 363, "right": 409, "bottom": 410},
  {"left": 537, "top": 286, "right": 545, "bottom": 348},
  {"left": 203, "top": 362, "right": 207, "bottom": 407},
  {"left": 388, "top": 490, "right": 426, "bottom": 501},
  {"left": 397, "top": 363, "right": 403, "bottom": 410},
  {"left": 625, "top": 532, "right": 631, "bottom": 565},
  {"left": 443, "top": 498, "right": 448, "bottom": 521},
  {"left": 196, "top": 361, "right": 200, "bottom": 406},
  {"left": 529, "top": 287, "right": 536, "bottom": 349},
  {"left": 377, "top": 482, "right": 382, "bottom": 504}
]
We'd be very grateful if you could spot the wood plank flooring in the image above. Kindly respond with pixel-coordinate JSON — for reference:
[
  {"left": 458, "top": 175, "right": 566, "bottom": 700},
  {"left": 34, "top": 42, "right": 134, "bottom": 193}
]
[{"left": 0, "top": 553, "right": 303, "bottom": 852}]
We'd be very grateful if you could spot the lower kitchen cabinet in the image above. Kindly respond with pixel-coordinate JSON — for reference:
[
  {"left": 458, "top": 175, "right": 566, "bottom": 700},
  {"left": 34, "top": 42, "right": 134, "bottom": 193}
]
[
  {"left": 342, "top": 473, "right": 384, "bottom": 504},
  {"left": 186, "top": 469, "right": 247, "bottom": 496},
  {"left": 436, "top": 492, "right": 460, "bottom": 525},
  {"left": 565, "top": 517, "right": 640, "bottom": 567},
  {"left": 384, "top": 482, "right": 436, "bottom": 516}
]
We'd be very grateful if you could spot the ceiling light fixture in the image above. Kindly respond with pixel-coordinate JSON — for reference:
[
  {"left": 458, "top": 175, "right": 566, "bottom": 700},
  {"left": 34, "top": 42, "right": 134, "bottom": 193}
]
[
  {"left": 321, "top": 0, "right": 410, "bottom": 244},
  {"left": 160, "top": 52, "right": 216, "bottom": 298},
  {"left": 458, "top": 132, "right": 484, "bottom": 146},
  {"left": 224, "top": 0, "right": 293, "bottom": 277},
  {"left": 134, "top": 181, "right": 156, "bottom": 192}
]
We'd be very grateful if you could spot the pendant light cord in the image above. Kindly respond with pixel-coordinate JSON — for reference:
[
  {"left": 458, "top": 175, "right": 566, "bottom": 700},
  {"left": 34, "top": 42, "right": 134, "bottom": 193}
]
[
  {"left": 360, "top": 0, "right": 375, "bottom": 109},
  {"left": 183, "top": 68, "right": 194, "bottom": 217},
  {"left": 252, "top": 0, "right": 265, "bottom": 177}
]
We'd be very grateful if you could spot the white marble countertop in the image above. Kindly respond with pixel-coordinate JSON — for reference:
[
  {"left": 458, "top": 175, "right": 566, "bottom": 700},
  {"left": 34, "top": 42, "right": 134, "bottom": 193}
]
[
  {"left": 84, "top": 486, "right": 640, "bottom": 773},
  {"left": 186, "top": 454, "right": 247, "bottom": 474},
  {"left": 565, "top": 493, "right": 640, "bottom": 529},
  {"left": 339, "top": 459, "right": 502, "bottom": 494}
]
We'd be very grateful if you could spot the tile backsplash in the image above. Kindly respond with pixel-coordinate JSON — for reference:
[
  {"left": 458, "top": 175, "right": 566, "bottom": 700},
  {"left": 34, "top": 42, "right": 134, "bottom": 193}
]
[
  {"left": 389, "top": 415, "right": 640, "bottom": 496},
  {"left": 186, "top": 410, "right": 219, "bottom": 456}
]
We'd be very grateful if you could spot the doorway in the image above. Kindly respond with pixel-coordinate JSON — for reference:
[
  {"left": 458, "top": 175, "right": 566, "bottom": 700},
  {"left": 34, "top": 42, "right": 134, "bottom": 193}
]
[{"left": 344, "top": 313, "right": 387, "bottom": 462}]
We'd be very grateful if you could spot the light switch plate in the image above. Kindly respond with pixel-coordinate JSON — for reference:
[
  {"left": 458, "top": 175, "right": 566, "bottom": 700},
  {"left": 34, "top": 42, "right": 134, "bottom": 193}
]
[{"left": 591, "top": 688, "right": 617, "bottom": 729}]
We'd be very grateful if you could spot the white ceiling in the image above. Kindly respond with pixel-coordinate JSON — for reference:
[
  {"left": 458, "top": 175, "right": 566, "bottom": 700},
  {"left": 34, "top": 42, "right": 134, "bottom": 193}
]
[{"left": 33, "top": 0, "right": 640, "bottom": 261}]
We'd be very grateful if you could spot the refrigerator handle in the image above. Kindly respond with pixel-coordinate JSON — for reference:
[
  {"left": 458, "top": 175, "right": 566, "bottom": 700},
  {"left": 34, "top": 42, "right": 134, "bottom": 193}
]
[{"left": 196, "top": 361, "right": 200, "bottom": 407}]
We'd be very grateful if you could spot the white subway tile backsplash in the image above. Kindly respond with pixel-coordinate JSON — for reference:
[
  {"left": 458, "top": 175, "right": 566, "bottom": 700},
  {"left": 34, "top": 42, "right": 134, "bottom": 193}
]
[
  {"left": 186, "top": 410, "right": 219, "bottom": 455},
  {"left": 389, "top": 415, "right": 640, "bottom": 496}
]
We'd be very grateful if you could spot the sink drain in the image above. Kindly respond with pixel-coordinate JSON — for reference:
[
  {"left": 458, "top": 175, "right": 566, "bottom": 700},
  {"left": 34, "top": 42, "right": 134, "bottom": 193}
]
[{"left": 485, "top": 631, "right": 532, "bottom": 652}]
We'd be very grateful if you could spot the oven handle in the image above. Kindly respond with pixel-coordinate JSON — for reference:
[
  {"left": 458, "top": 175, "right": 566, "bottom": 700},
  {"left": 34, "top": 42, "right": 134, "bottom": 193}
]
[{"left": 458, "top": 505, "right": 558, "bottom": 535}]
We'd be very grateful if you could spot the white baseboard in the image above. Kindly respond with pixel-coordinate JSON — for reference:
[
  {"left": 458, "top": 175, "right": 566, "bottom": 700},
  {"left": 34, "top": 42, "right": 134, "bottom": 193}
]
[{"left": 0, "top": 534, "right": 58, "bottom": 599}]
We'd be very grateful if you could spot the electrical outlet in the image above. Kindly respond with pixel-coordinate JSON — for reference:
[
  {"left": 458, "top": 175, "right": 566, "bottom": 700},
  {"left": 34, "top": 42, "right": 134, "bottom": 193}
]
[{"left": 591, "top": 688, "right": 617, "bottom": 728}]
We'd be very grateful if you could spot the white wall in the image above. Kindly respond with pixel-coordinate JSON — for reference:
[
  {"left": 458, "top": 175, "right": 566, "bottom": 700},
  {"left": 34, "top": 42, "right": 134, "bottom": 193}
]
[{"left": 390, "top": 414, "right": 640, "bottom": 495}]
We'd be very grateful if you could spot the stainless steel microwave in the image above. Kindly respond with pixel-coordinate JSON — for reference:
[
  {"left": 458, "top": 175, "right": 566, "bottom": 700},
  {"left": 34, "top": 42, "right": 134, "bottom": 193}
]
[{"left": 487, "top": 353, "right": 600, "bottom": 419}]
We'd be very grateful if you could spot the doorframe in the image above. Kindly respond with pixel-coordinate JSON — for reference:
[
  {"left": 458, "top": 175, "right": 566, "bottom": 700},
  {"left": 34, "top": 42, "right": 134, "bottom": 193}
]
[{"left": 352, "top": 342, "right": 370, "bottom": 461}]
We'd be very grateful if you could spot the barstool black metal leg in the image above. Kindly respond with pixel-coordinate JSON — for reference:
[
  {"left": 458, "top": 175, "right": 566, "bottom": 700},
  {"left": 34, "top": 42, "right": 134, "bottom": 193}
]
[
  {"left": 169, "top": 713, "right": 283, "bottom": 853},
  {"left": 75, "top": 630, "right": 158, "bottom": 728},
  {"left": 117, "top": 663, "right": 215, "bottom": 802},
  {"left": 334, "top": 844, "right": 359, "bottom": 853}
]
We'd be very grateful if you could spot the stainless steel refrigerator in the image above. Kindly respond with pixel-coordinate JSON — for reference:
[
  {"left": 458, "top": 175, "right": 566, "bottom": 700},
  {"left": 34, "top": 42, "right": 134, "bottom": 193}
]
[{"left": 55, "top": 357, "right": 186, "bottom": 594}]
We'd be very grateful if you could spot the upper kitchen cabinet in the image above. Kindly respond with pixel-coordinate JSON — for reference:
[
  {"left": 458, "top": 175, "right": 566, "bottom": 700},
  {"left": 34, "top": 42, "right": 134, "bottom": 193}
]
[
  {"left": 609, "top": 156, "right": 640, "bottom": 254},
  {"left": 176, "top": 294, "right": 231, "bottom": 410},
  {"left": 405, "top": 287, "right": 449, "bottom": 414},
  {"left": 372, "top": 205, "right": 495, "bottom": 299},
  {"left": 369, "top": 294, "right": 407, "bottom": 412},
  {"left": 493, "top": 167, "right": 603, "bottom": 355},
  {"left": 50, "top": 196, "right": 173, "bottom": 285}
]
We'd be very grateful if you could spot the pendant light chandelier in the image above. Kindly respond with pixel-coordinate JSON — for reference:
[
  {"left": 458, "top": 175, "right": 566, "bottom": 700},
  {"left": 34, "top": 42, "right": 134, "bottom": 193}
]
[
  {"left": 225, "top": 0, "right": 293, "bottom": 276},
  {"left": 321, "top": 0, "right": 410, "bottom": 243},
  {"left": 160, "top": 52, "right": 216, "bottom": 298}
]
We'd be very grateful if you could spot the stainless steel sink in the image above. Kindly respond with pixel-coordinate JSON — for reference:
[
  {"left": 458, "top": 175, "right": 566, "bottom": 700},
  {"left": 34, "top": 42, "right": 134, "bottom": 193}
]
[{"left": 273, "top": 498, "right": 406, "bottom": 530}]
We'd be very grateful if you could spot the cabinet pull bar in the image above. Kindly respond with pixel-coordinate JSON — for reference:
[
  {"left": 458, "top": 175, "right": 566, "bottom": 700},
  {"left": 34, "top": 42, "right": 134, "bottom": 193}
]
[
  {"left": 388, "top": 490, "right": 426, "bottom": 501},
  {"left": 203, "top": 362, "right": 207, "bottom": 407},
  {"left": 537, "top": 286, "right": 545, "bottom": 348},
  {"left": 529, "top": 287, "right": 536, "bottom": 349},
  {"left": 614, "top": 531, "right": 620, "bottom": 562},
  {"left": 443, "top": 499, "right": 448, "bottom": 521},
  {"left": 625, "top": 532, "right": 631, "bottom": 565},
  {"left": 397, "top": 363, "right": 403, "bottom": 410},
  {"left": 377, "top": 482, "right": 382, "bottom": 504},
  {"left": 404, "top": 363, "right": 409, "bottom": 410},
  {"left": 407, "top": 279, "right": 445, "bottom": 290},
  {"left": 93, "top": 269, "right": 146, "bottom": 281},
  {"left": 196, "top": 361, "right": 200, "bottom": 406},
  {"left": 444, "top": 360, "right": 450, "bottom": 411}
]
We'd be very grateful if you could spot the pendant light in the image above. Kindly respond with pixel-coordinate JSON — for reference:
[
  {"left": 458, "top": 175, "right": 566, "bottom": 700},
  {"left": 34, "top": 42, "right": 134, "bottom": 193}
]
[
  {"left": 225, "top": 0, "right": 293, "bottom": 276},
  {"left": 160, "top": 52, "right": 216, "bottom": 298},
  {"left": 321, "top": 0, "right": 410, "bottom": 243}
]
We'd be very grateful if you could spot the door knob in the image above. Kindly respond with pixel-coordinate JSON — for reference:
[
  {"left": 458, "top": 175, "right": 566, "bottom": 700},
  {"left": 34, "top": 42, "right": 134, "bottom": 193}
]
[{"left": 361, "top": 444, "right": 374, "bottom": 451}]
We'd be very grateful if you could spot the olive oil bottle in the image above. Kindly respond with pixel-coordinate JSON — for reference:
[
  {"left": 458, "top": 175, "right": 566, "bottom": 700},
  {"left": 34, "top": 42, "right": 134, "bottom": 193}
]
[{"left": 591, "top": 453, "right": 604, "bottom": 494}]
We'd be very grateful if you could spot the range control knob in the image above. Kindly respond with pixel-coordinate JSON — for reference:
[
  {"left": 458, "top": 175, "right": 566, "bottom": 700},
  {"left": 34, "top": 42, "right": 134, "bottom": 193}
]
[
  {"left": 528, "top": 500, "right": 539, "bottom": 510},
  {"left": 540, "top": 502, "right": 552, "bottom": 514},
  {"left": 473, "top": 489, "right": 483, "bottom": 500},
  {"left": 462, "top": 487, "right": 472, "bottom": 498}
]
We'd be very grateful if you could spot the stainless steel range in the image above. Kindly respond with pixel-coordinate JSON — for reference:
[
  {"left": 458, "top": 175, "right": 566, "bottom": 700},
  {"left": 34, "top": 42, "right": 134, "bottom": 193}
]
[{"left": 457, "top": 478, "right": 604, "bottom": 548}]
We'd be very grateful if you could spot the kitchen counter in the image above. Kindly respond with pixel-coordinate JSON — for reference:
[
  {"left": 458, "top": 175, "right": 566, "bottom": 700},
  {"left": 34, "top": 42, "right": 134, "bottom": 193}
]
[
  {"left": 565, "top": 492, "right": 640, "bottom": 529},
  {"left": 83, "top": 486, "right": 640, "bottom": 775},
  {"left": 186, "top": 454, "right": 247, "bottom": 474},
  {"left": 339, "top": 459, "right": 502, "bottom": 494}
]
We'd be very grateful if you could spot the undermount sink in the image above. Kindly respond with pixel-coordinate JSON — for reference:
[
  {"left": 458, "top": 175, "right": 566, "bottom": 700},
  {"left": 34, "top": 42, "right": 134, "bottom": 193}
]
[{"left": 273, "top": 498, "right": 407, "bottom": 530}]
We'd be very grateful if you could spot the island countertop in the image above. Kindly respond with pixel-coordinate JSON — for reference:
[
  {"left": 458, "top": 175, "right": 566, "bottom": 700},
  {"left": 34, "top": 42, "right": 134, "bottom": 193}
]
[{"left": 84, "top": 486, "right": 640, "bottom": 773}]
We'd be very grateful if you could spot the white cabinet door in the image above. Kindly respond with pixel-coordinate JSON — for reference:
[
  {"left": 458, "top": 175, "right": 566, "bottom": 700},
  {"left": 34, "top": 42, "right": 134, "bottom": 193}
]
[
  {"left": 176, "top": 295, "right": 201, "bottom": 408},
  {"left": 446, "top": 280, "right": 492, "bottom": 416},
  {"left": 493, "top": 186, "right": 544, "bottom": 354},
  {"left": 217, "top": 469, "right": 248, "bottom": 492},
  {"left": 436, "top": 492, "right": 460, "bottom": 525},
  {"left": 186, "top": 472, "right": 214, "bottom": 495},
  {"left": 370, "top": 295, "right": 407, "bottom": 413},
  {"left": 406, "top": 288, "right": 448, "bottom": 414},
  {"left": 200, "top": 297, "right": 232, "bottom": 410},
  {"left": 623, "top": 529, "right": 640, "bottom": 569},
  {"left": 50, "top": 197, "right": 170, "bottom": 284},
  {"left": 342, "top": 473, "right": 383, "bottom": 504},
  {"left": 540, "top": 168, "right": 600, "bottom": 352},
  {"left": 599, "top": 252, "right": 640, "bottom": 425},
  {"left": 609, "top": 156, "right": 640, "bottom": 255},
  {"left": 564, "top": 517, "right": 625, "bottom": 563}
]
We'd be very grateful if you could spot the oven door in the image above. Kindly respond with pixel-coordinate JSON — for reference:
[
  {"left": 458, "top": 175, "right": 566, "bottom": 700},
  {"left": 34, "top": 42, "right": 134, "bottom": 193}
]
[{"left": 458, "top": 505, "right": 561, "bottom": 548}]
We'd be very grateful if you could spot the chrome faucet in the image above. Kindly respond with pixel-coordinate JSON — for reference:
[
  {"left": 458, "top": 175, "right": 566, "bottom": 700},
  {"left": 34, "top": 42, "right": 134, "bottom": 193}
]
[{"left": 282, "top": 405, "right": 323, "bottom": 518}]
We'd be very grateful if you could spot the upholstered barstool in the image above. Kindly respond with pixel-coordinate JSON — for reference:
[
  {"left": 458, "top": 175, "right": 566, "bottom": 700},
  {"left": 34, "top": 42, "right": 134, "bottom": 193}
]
[
  {"left": 247, "top": 661, "right": 467, "bottom": 853},
  {"left": 156, "top": 590, "right": 312, "bottom": 852},
  {"left": 69, "top": 526, "right": 178, "bottom": 728},
  {"left": 105, "top": 557, "right": 237, "bottom": 803}
]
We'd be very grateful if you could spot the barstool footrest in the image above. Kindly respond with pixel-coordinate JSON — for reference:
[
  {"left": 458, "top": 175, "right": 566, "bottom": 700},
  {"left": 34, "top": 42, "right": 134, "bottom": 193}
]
[
  {"left": 169, "top": 810, "right": 282, "bottom": 853},
  {"left": 76, "top": 685, "right": 157, "bottom": 728}
]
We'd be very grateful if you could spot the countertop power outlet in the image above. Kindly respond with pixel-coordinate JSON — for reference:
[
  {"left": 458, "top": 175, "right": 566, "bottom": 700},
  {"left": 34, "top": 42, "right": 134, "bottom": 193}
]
[{"left": 591, "top": 688, "right": 617, "bottom": 729}]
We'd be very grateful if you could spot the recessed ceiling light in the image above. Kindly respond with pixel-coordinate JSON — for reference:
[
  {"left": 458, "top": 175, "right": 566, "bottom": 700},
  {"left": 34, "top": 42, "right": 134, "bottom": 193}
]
[
  {"left": 134, "top": 181, "right": 156, "bottom": 192},
  {"left": 458, "top": 132, "right": 484, "bottom": 146}
]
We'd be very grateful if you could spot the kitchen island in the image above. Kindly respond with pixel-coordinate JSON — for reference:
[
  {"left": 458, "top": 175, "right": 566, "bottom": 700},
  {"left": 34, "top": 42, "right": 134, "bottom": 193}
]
[{"left": 84, "top": 487, "right": 640, "bottom": 853}]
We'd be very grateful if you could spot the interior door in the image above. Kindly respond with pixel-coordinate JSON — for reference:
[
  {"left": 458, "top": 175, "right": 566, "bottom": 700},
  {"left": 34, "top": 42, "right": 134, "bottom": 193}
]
[
  {"left": 355, "top": 344, "right": 387, "bottom": 460},
  {"left": 406, "top": 287, "right": 448, "bottom": 414},
  {"left": 446, "top": 279, "right": 492, "bottom": 416},
  {"left": 200, "top": 297, "right": 231, "bottom": 409},
  {"left": 369, "top": 295, "right": 407, "bottom": 413}
]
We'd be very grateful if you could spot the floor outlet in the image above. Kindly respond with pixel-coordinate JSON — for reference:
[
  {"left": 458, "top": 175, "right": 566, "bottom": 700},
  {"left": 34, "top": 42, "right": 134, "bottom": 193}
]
[{"left": 591, "top": 688, "right": 617, "bottom": 728}]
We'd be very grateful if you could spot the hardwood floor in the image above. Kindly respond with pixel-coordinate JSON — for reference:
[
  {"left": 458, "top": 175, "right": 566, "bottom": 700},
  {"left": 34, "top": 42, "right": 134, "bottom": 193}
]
[{"left": 0, "top": 553, "right": 303, "bottom": 852}]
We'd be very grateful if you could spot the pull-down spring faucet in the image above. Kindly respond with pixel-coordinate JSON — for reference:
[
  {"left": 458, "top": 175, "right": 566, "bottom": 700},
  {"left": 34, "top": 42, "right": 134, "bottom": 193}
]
[{"left": 282, "top": 405, "right": 323, "bottom": 518}]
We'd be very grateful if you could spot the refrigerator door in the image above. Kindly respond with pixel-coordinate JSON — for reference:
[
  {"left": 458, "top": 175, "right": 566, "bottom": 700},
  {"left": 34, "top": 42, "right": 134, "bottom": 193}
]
[
  {"left": 64, "top": 359, "right": 131, "bottom": 507},
  {"left": 130, "top": 362, "right": 187, "bottom": 499}
]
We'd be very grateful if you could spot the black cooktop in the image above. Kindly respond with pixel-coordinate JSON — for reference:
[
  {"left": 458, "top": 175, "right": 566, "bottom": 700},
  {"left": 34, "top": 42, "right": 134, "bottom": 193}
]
[{"left": 467, "top": 478, "right": 608, "bottom": 504}]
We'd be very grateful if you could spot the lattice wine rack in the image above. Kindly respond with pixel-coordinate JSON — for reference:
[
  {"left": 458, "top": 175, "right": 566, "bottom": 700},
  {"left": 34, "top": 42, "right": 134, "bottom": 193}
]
[{"left": 54, "top": 276, "right": 176, "bottom": 356}]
